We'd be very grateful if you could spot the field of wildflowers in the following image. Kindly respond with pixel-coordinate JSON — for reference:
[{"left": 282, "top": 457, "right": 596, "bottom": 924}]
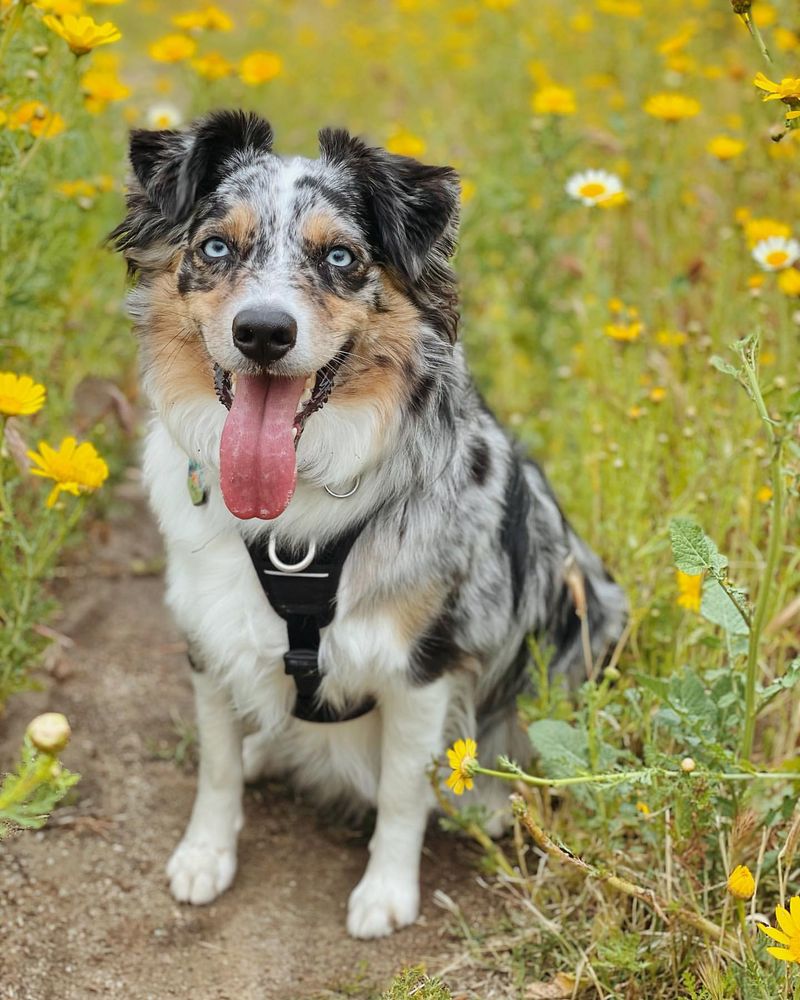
[{"left": 2, "top": 0, "right": 800, "bottom": 996}]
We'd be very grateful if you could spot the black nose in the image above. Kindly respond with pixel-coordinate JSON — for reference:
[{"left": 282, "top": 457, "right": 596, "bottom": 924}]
[{"left": 232, "top": 308, "right": 297, "bottom": 365}]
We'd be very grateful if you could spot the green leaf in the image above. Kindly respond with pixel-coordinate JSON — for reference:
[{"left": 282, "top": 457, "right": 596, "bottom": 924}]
[
  {"left": 700, "top": 578, "right": 750, "bottom": 635},
  {"left": 676, "top": 670, "right": 716, "bottom": 723},
  {"left": 528, "top": 719, "right": 589, "bottom": 778},
  {"left": 759, "top": 658, "right": 800, "bottom": 706},
  {"left": 709, "top": 355, "right": 741, "bottom": 380},
  {"left": 669, "top": 518, "right": 728, "bottom": 576}
]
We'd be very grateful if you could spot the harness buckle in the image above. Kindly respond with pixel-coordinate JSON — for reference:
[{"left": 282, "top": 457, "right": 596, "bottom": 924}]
[{"left": 283, "top": 648, "right": 319, "bottom": 678}]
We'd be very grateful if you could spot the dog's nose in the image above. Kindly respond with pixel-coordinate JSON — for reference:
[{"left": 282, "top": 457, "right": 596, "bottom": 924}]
[{"left": 232, "top": 308, "right": 297, "bottom": 365}]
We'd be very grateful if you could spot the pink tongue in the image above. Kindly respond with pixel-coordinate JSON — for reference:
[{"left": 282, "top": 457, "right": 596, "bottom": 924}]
[{"left": 219, "top": 373, "right": 307, "bottom": 520}]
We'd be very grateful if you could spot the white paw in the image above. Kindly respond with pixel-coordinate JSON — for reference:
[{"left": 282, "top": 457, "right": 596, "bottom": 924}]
[
  {"left": 347, "top": 870, "right": 420, "bottom": 939},
  {"left": 166, "top": 839, "right": 237, "bottom": 905},
  {"left": 242, "top": 733, "right": 269, "bottom": 783}
]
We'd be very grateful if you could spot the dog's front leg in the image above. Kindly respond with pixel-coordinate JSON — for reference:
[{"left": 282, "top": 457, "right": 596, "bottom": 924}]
[
  {"left": 167, "top": 668, "right": 244, "bottom": 905},
  {"left": 347, "top": 676, "right": 448, "bottom": 939}
]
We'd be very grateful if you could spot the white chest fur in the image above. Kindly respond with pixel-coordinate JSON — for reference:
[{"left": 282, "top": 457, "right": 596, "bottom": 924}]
[{"left": 143, "top": 418, "right": 408, "bottom": 733}]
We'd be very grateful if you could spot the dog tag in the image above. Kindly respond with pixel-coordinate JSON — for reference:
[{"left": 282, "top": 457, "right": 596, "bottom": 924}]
[{"left": 187, "top": 459, "right": 208, "bottom": 506}]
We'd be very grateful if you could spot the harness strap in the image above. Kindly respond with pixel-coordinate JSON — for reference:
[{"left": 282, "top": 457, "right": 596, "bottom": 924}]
[{"left": 244, "top": 525, "right": 376, "bottom": 724}]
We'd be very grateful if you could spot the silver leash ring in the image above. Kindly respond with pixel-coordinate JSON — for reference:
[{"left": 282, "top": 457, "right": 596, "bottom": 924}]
[
  {"left": 324, "top": 476, "right": 361, "bottom": 499},
  {"left": 267, "top": 535, "right": 317, "bottom": 573}
]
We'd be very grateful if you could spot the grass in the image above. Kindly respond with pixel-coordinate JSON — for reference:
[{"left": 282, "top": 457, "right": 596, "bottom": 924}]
[{"left": 2, "top": 0, "right": 800, "bottom": 996}]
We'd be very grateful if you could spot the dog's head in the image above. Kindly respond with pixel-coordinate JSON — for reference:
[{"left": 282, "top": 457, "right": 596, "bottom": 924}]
[{"left": 112, "top": 110, "right": 460, "bottom": 519}]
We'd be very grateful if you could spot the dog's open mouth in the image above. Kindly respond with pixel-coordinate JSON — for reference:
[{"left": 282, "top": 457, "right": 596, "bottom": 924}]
[{"left": 215, "top": 345, "right": 350, "bottom": 521}]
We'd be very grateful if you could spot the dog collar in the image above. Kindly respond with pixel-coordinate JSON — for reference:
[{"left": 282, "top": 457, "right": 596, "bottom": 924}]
[{"left": 243, "top": 526, "right": 376, "bottom": 724}]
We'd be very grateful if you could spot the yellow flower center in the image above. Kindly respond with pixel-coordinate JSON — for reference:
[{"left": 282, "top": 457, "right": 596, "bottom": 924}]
[
  {"left": 579, "top": 182, "right": 607, "bottom": 198},
  {"left": 766, "top": 250, "right": 789, "bottom": 268}
]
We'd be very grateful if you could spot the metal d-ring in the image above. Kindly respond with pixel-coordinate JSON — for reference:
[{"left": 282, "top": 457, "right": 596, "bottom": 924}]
[
  {"left": 324, "top": 476, "right": 361, "bottom": 499},
  {"left": 268, "top": 535, "right": 317, "bottom": 573}
]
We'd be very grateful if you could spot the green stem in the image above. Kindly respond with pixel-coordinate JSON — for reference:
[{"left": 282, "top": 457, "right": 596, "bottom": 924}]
[
  {"left": 738, "top": 12, "right": 772, "bottom": 65},
  {"left": 473, "top": 763, "right": 798, "bottom": 789},
  {"left": 741, "top": 347, "right": 785, "bottom": 761},
  {"left": 0, "top": 751, "right": 54, "bottom": 813},
  {"left": 0, "top": 0, "right": 25, "bottom": 68}
]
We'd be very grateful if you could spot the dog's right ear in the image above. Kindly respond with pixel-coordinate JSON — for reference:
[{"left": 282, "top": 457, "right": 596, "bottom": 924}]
[{"left": 130, "top": 110, "right": 273, "bottom": 221}]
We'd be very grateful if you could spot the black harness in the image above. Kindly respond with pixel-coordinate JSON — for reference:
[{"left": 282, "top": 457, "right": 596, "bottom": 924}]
[{"left": 244, "top": 526, "right": 376, "bottom": 724}]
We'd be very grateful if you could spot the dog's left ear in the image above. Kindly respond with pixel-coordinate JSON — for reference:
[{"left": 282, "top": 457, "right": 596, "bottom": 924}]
[
  {"left": 130, "top": 110, "right": 274, "bottom": 221},
  {"left": 318, "top": 128, "right": 460, "bottom": 284}
]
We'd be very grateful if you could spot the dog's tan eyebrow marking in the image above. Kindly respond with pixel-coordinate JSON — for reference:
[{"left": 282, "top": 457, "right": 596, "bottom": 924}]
[
  {"left": 300, "top": 210, "right": 362, "bottom": 250},
  {"left": 198, "top": 201, "right": 260, "bottom": 247}
]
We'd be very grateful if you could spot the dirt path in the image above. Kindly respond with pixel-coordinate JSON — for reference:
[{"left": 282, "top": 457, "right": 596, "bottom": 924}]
[{"left": 0, "top": 479, "right": 506, "bottom": 1000}]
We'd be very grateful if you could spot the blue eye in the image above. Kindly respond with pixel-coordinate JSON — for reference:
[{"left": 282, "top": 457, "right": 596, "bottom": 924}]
[
  {"left": 326, "top": 247, "right": 354, "bottom": 268},
  {"left": 202, "top": 238, "right": 230, "bottom": 259}
]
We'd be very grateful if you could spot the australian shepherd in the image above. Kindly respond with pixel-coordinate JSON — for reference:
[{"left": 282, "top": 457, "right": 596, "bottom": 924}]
[{"left": 111, "top": 110, "right": 626, "bottom": 938}]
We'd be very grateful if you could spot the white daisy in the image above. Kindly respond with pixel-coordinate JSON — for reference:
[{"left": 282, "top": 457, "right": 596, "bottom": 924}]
[
  {"left": 752, "top": 235, "right": 800, "bottom": 272},
  {"left": 146, "top": 103, "right": 182, "bottom": 131},
  {"left": 565, "top": 169, "right": 625, "bottom": 206}
]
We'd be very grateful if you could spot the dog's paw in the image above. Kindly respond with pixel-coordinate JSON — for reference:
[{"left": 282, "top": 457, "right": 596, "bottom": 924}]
[
  {"left": 166, "top": 839, "right": 237, "bottom": 905},
  {"left": 346, "top": 870, "right": 420, "bottom": 939}
]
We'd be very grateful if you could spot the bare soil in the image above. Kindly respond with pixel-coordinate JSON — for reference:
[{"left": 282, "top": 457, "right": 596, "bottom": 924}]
[{"left": 0, "top": 478, "right": 506, "bottom": 1000}]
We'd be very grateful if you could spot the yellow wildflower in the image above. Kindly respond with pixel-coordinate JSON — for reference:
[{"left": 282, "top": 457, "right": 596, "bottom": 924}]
[
  {"left": 57, "top": 179, "right": 97, "bottom": 199},
  {"left": 727, "top": 865, "right": 755, "bottom": 900},
  {"left": 655, "top": 329, "right": 687, "bottom": 347},
  {"left": 239, "top": 50, "right": 283, "bottom": 85},
  {"left": 658, "top": 21, "right": 696, "bottom": 57},
  {"left": 596, "top": 0, "right": 641, "bottom": 16},
  {"left": 446, "top": 738, "right": 478, "bottom": 795},
  {"left": 756, "top": 486, "right": 773, "bottom": 504},
  {"left": 676, "top": 570, "right": 702, "bottom": 613},
  {"left": 570, "top": 11, "right": 593, "bottom": 32},
  {"left": 532, "top": 84, "right": 576, "bottom": 116},
  {"left": 148, "top": 33, "right": 197, "bottom": 63},
  {"left": 0, "top": 373, "right": 46, "bottom": 416},
  {"left": 190, "top": 51, "right": 232, "bottom": 80},
  {"left": 759, "top": 897, "right": 800, "bottom": 962},
  {"left": 773, "top": 27, "right": 799, "bottom": 53},
  {"left": 386, "top": 129, "right": 426, "bottom": 158},
  {"left": 28, "top": 437, "right": 109, "bottom": 508},
  {"left": 33, "top": 0, "right": 82, "bottom": 15},
  {"left": 743, "top": 216, "right": 791, "bottom": 248},
  {"left": 627, "top": 405, "right": 644, "bottom": 420},
  {"left": 7, "top": 101, "right": 65, "bottom": 138},
  {"left": 707, "top": 135, "right": 745, "bottom": 160},
  {"left": 42, "top": 14, "right": 121, "bottom": 56},
  {"left": 752, "top": 2, "right": 776, "bottom": 28},
  {"left": 778, "top": 268, "right": 800, "bottom": 296},
  {"left": 81, "top": 67, "right": 130, "bottom": 112},
  {"left": 460, "top": 178, "right": 476, "bottom": 204},
  {"left": 649, "top": 387, "right": 667, "bottom": 403},
  {"left": 604, "top": 322, "right": 642, "bottom": 342},
  {"left": 172, "top": 5, "right": 233, "bottom": 31},
  {"left": 754, "top": 72, "right": 800, "bottom": 105},
  {"left": 635, "top": 801, "right": 651, "bottom": 815},
  {"left": 643, "top": 93, "right": 701, "bottom": 122}
]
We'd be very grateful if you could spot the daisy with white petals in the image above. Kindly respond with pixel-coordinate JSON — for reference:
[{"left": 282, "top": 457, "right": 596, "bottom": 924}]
[
  {"left": 565, "top": 169, "right": 625, "bottom": 207},
  {"left": 752, "top": 235, "right": 800, "bottom": 272}
]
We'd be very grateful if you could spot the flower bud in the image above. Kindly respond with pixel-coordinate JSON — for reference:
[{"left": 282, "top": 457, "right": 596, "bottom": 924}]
[
  {"left": 26, "top": 713, "right": 71, "bottom": 755},
  {"left": 727, "top": 864, "right": 755, "bottom": 900},
  {"left": 730, "top": 0, "right": 751, "bottom": 13},
  {"left": 680, "top": 756, "right": 696, "bottom": 773},
  {"left": 604, "top": 665, "right": 621, "bottom": 682}
]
